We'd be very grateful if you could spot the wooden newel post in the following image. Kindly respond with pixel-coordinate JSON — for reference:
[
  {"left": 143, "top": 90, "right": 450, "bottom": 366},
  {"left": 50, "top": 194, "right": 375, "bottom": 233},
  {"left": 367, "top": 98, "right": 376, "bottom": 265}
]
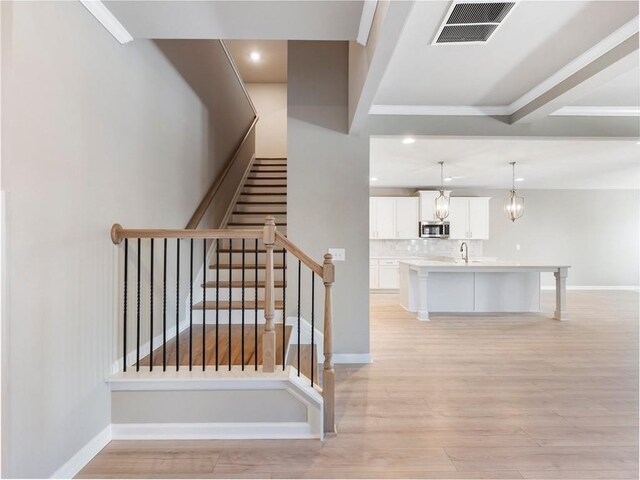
[
  {"left": 322, "top": 253, "right": 336, "bottom": 434},
  {"left": 262, "top": 216, "right": 277, "bottom": 372}
]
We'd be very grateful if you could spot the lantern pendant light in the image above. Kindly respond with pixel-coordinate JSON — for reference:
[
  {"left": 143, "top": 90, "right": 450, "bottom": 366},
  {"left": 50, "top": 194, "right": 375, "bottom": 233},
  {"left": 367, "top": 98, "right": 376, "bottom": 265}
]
[
  {"left": 505, "top": 161, "right": 524, "bottom": 222},
  {"left": 435, "top": 161, "right": 450, "bottom": 221}
]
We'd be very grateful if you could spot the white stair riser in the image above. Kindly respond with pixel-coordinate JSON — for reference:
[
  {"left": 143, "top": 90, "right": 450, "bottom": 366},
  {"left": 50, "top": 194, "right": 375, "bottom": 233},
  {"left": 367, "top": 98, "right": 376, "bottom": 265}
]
[
  {"left": 246, "top": 178, "right": 287, "bottom": 185},
  {"left": 240, "top": 194, "right": 287, "bottom": 203},
  {"left": 243, "top": 187, "right": 287, "bottom": 195},
  {"left": 193, "top": 309, "right": 283, "bottom": 324},
  {"left": 231, "top": 214, "right": 287, "bottom": 224},
  {"left": 214, "top": 252, "right": 287, "bottom": 263},
  {"left": 200, "top": 288, "right": 283, "bottom": 302},
  {"left": 247, "top": 171, "right": 287, "bottom": 182},
  {"left": 206, "top": 269, "right": 286, "bottom": 282},
  {"left": 234, "top": 204, "right": 287, "bottom": 213}
]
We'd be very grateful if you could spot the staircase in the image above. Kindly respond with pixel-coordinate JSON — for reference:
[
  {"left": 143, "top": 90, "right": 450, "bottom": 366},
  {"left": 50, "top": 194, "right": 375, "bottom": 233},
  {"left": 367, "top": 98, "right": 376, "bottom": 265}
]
[
  {"left": 191, "top": 158, "right": 288, "bottom": 357},
  {"left": 109, "top": 156, "right": 336, "bottom": 438}
]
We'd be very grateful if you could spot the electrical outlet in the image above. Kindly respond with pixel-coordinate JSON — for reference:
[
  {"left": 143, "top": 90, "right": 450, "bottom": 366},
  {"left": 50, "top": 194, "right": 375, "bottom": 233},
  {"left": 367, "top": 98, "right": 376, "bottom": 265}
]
[{"left": 328, "top": 248, "right": 345, "bottom": 262}]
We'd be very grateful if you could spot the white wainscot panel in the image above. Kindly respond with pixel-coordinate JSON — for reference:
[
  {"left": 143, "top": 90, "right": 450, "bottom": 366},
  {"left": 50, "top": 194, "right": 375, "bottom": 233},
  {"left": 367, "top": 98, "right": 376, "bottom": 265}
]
[{"left": 427, "top": 273, "right": 475, "bottom": 312}]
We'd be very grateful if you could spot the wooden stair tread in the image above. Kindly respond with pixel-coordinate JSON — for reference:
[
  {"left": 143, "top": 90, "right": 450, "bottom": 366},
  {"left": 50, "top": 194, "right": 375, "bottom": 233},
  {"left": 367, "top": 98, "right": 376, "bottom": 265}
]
[
  {"left": 228, "top": 223, "right": 287, "bottom": 227},
  {"left": 236, "top": 201, "right": 287, "bottom": 205},
  {"left": 203, "top": 280, "right": 286, "bottom": 288},
  {"left": 209, "top": 263, "right": 286, "bottom": 269},
  {"left": 232, "top": 212, "right": 287, "bottom": 216},
  {"left": 193, "top": 300, "right": 284, "bottom": 310},
  {"left": 217, "top": 248, "right": 285, "bottom": 253},
  {"left": 241, "top": 192, "right": 287, "bottom": 196}
]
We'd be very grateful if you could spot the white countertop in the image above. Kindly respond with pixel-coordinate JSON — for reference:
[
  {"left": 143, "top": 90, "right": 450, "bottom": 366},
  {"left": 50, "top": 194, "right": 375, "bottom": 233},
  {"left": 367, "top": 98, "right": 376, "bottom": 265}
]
[{"left": 400, "top": 259, "right": 570, "bottom": 270}]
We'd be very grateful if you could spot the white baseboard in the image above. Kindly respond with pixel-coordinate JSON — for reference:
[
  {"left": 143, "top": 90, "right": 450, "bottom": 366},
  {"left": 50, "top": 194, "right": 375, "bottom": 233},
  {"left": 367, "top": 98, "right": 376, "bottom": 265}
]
[
  {"left": 333, "top": 353, "right": 373, "bottom": 364},
  {"left": 50, "top": 425, "right": 111, "bottom": 479},
  {"left": 541, "top": 286, "right": 640, "bottom": 291},
  {"left": 111, "top": 421, "right": 317, "bottom": 440}
]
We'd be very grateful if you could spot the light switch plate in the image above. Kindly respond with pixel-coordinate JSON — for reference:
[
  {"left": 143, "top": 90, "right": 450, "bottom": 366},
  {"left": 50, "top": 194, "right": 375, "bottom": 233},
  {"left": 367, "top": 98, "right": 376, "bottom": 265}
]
[{"left": 328, "top": 248, "right": 345, "bottom": 262}]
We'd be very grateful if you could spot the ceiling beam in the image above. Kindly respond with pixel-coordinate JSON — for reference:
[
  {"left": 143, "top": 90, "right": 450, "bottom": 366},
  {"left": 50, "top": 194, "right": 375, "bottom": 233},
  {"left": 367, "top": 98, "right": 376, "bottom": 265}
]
[
  {"left": 509, "top": 18, "right": 639, "bottom": 124},
  {"left": 348, "top": 0, "right": 415, "bottom": 133},
  {"left": 356, "top": 0, "right": 378, "bottom": 46}
]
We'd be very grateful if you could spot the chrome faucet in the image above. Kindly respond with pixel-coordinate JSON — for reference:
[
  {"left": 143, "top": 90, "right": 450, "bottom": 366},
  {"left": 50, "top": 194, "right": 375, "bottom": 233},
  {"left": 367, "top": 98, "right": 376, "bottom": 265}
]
[{"left": 460, "top": 242, "right": 469, "bottom": 264}]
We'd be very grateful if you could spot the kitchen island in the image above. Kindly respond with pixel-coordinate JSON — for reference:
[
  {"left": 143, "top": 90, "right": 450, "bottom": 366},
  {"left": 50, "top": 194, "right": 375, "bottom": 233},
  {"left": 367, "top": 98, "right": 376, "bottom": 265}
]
[{"left": 399, "top": 260, "right": 570, "bottom": 321}]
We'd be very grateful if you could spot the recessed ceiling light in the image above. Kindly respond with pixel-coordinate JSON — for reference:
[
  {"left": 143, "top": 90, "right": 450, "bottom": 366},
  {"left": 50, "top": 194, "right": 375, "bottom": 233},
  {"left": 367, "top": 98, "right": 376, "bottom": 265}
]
[
  {"left": 444, "top": 177, "right": 453, "bottom": 182},
  {"left": 249, "top": 51, "right": 261, "bottom": 62},
  {"left": 515, "top": 177, "right": 525, "bottom": 182},
  {"left": 402, "top": 137, "right": 415, "bottom": 145},
  {"left": 370, "top": 177, "right": 378, "bottom": 182}
]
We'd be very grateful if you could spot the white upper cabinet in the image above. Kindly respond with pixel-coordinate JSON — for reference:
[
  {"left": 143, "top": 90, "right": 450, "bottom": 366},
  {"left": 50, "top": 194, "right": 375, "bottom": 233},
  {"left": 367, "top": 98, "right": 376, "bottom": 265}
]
[
  {"left": 370, "top": 197, "right": 419, "bottom": 239},
  {"left": 449, "top": 197, "right": 490, "bottom": 240},
  {"left": 395, "top": 197, "right": 419, "bottom": 239},
  {"left": 418, "top": 190, "right": 451, "bottom": 222}
]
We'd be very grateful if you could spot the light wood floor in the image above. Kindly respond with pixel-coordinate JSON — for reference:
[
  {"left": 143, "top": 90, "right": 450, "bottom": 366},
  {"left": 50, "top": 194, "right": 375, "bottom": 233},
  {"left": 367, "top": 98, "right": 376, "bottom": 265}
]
[{"left": 79, "top": 290, "right": 639, "bottom": 479}]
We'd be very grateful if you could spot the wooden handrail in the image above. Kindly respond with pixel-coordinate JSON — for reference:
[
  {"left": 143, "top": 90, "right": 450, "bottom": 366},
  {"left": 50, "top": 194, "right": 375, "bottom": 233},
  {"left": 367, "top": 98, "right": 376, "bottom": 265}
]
[
  {"left": 275, "top": 232, "right": 323, "bottom": 277},
  {"left": 110, "top": 224, "right": 262, "bottom": 244},
  {"left": 219, "top": 40, "right": 257, "bottom": 117},
  {"left": 186, "top": 116, "right": 258, "bottom": 229},
  {"left": 186, "top": 40, "right": 258, "bottom": 230}
]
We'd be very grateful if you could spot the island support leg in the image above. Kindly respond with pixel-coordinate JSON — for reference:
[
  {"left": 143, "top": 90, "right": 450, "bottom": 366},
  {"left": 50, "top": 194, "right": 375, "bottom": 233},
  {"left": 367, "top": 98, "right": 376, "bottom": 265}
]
[
  {"left": 554, "top": 267, "right": 568, "bottom": 321},
  {"left": 417, "top": 271, "right": 430, "bottom": 321}
]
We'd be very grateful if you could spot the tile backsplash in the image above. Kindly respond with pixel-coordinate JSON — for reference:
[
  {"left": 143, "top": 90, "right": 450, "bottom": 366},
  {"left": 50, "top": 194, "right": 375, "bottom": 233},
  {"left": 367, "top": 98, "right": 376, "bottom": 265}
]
[{"left": 370, "top": 239, "right": 484, "bottom": 259}]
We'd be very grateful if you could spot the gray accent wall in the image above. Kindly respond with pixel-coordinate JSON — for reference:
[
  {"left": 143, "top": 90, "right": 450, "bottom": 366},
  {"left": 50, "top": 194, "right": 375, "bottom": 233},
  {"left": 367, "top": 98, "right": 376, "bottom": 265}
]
[
  {"left": 288, "top": 41, "right": 370, "bottom": 357},
  {"left": 1, "top": 2, "right": 253, "bottom": 477}
]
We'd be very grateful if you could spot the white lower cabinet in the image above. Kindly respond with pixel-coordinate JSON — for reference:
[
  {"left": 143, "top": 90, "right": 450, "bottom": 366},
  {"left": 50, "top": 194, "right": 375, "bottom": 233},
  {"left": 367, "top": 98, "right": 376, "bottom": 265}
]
[{"left": 370, "top": 259, "right": 400, "bottom": 290}]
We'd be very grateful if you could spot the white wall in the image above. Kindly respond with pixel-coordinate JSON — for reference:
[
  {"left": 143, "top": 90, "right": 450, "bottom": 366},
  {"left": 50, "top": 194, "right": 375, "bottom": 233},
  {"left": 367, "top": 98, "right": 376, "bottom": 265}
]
[
  {"left": 247, "top": 83, "right": 287, "bottom": 158},
  {"left": 467, "top": 189, "right": 640, "bottom": 288},
  {"left": 0, "top": 2, "right": 253, "bottom": 477}
]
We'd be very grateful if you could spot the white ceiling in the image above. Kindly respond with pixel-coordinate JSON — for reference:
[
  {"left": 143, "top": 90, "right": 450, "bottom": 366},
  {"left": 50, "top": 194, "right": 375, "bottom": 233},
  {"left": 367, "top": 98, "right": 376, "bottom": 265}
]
[
  {"left": 571, "top": 67, "right": 640, "bottom": 107},
  {"left": 370, "top": 136, "right": 640, "bottom": 189},
  {"left": 373, "top": 1, "right": 639, "bottom": 108},
  {"left": 103, "top": 1, "right": 364, "bottom": 40},
  {"left": 226, "top": 40, "right": 287, "bottom": 83}
]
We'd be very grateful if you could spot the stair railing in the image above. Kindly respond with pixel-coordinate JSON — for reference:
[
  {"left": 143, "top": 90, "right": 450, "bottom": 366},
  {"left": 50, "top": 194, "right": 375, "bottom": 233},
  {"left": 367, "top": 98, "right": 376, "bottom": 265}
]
[{"left": 110, "top": 216, "right": 335, "bottom": 434}]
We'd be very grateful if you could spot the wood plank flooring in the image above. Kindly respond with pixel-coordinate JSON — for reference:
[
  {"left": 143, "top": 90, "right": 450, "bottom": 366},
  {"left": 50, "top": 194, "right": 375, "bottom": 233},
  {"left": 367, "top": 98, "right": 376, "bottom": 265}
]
[
  {"left": 138, "top": 324, "right": 291, "bottom": 368},
  {"left": 79, "top": 290, "right": 639, "bottom": 479}
]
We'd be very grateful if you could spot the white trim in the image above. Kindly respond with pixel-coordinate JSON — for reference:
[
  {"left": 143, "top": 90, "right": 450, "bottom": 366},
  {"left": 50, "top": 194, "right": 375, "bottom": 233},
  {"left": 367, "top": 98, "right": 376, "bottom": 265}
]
[
  {"left": 50, "top": 425, "right": 111, "bottom": 479},
  {"left": 333, "top": 353, "right": 373, "bottom": 364},
  {"left": 80, "top": 1, "right": 133, "bottom": 44},
  {"left": 510, "top": 16, "right": 639, "bottom": 114},
  {"left": 541, "top": 286, "right": 640, "bottom": 291},
  {"left": 369, "top": 104, "right": 510, "bottom": 116},
  {"left": 357, "top": 0, "right": 378, "bottom": 46},
  {"left": 550, "top": 106, "right": 640, "bottom": 117},
  {"left": 111, "top": 422, "right": 316, "bottom": 440}
]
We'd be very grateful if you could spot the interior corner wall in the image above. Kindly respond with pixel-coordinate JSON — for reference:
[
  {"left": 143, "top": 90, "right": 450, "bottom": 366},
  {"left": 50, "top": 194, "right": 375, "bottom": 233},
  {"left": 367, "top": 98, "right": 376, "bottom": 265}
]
[
  {"left": 287, "top": 41, "right": 370, "bottom": 357},
  {"left": 0, "top": 2, "right": 249, "bottom": 477},
  {"left": 247, "top": 83, "right": 287, "bottom": 158}
]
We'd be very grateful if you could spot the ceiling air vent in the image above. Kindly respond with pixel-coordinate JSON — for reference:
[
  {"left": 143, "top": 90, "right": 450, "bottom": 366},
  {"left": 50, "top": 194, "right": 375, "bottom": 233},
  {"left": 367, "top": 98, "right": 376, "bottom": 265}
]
[{"left": 433, "top": 2, "right": 515, "bottom": 45}]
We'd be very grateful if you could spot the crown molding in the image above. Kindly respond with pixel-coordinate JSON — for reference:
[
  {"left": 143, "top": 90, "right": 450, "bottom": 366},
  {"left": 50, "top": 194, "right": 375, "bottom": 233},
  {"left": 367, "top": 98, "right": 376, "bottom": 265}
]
[
  {"left": 81, "top": 0, "right": 133, "bottom": 44},
  {"left": 550, "top": 106, "right": 640, "bottom": 117},
  {"left": 369, "top": 104, "right": 511, "bottom": 116}
]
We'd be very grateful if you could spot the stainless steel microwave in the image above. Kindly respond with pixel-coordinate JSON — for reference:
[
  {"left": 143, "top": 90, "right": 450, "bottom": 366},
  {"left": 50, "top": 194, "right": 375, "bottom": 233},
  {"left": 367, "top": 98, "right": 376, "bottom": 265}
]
[{"left": 419, "top": 221, "right": 450, "bottom": 239}]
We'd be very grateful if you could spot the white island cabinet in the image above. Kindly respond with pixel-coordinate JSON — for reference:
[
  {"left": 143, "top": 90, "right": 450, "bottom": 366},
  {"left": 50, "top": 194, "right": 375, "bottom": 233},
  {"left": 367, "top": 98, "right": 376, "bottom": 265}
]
[{"left": 399, "top": 260, "right": 570, "bottom": 321}]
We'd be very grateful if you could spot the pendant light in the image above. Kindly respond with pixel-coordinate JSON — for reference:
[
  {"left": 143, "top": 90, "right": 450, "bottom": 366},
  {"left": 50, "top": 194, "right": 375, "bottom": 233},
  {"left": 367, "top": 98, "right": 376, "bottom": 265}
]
[
  {"left": 435, "top": 161, "right": 450, "bottom": 221},
  {"left": 505, "top": 161, "right": 524, "bottom": 222}
]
